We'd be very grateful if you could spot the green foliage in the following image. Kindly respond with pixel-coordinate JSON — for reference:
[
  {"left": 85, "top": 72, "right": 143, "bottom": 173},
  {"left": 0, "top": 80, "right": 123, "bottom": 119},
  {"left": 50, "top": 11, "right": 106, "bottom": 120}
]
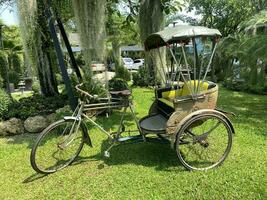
[
  {"left": 55, "top": 73, "right": 63, "bottom": 84},
  {"left": 239, "top": 10, "right": 267, "bottom": 34},
  {"left": 0, "top": 51, "right": 7, "bottom": 87},
  {"left": 0, "top": 74, "right": 3, "bottom": 88},
  {"left": 2, "top": 25, "right": 22, "bottom": 51},
  {"left": 55, "top": 105, "right": 73, "bottom": 120},
  {"left": 32, "top": 81, "right": 41, "bottom": 94},
  {"left": 108, "top": 78, "right": 129, "bottom": 91},
  {"left": 114, "top": 65, "right": 131, "bottom": 81},
  {"left": 5, "top": 94, "right": 68, "bottom": 120},
  {"left": 216, "top": 33, "right": 267, "bottom": 94},
  {"left": 132, "top": 66, "right": 150, "bottom": 87},
  {"left": 80, "top": 66, "right": 106, "bottom": 97},
  {"left": 0, "top": 88, "right": 11, "bottom": 119},
  {"left": 188, "top": 0, "right": 253, "bottom": 36},
  {"left": 9, "top": 53, "right": 22, "bottom": 75},
  {"left": 8, "top": 70, "right": 20, "bottom": 87}
]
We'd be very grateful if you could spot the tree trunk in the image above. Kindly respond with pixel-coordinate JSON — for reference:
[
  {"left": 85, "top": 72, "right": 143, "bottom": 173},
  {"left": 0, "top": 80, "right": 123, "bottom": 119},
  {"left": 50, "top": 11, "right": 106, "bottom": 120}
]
[
  {"left": 17, "top": 0, "right": 59, "bottom": 96},
  {"left": 72, "top": 0, "right": 107, "bottom": 71},
  {"left": 139, "top": 0, "right": 166, "bottom": 85},
  {"left": 35, "top": 0, "right": 58, "bottom": 96},
  {"left": 112, "top": 40, "right": 121, "bottom": 70}
]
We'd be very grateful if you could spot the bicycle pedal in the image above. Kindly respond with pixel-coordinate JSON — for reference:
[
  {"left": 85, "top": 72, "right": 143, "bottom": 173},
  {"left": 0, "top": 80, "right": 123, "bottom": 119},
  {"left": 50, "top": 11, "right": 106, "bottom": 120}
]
[{"left": 104, "top": 151, "right": 110, "bottom": 158}]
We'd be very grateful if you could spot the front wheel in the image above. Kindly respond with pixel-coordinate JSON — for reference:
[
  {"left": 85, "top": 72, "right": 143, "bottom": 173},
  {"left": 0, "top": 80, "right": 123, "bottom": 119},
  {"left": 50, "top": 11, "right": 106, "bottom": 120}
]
[
  {"left": 30, "top": 119, "right": 86, "bottom": 174},
  {"left": 176, "top": 113, "right": 233, "bottom": 171}
]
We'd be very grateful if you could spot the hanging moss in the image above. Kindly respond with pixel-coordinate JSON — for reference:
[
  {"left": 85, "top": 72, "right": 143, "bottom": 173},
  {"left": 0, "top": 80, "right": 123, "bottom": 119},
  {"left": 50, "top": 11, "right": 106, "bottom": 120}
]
[
  {"left": 72, "top": 0, "right": 107, "bottom": 67},
  {"left": 17, "top": 0, "right": 59, "bottom": 96}
]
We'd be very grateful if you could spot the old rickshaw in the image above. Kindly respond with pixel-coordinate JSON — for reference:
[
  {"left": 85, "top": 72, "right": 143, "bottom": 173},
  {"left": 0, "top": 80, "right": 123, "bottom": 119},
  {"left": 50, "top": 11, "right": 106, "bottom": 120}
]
[{"left": 30, "top": 25, "right": 235, "bottom": 174}]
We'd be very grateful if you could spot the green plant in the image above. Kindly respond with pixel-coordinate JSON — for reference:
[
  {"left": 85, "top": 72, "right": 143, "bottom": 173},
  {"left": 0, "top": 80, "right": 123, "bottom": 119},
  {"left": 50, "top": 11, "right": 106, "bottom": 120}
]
[
  {"left": 0, "top": 88, "right": 11, "bottom": 119},
  {"left": 0, "top": 75, "right": 4, "bottom": 88},
  {"left": 55, "top": 105, "right": 73, "bottom": 120},
  {"left": 132, "top": 66, "right": 149, "bottom": 87},
  {"left": 8, "top": 70, "right": 20, "bottom": 87},
  {"left": 0, "top": 51, "right": 8, "bottom": 87},
  {"left": 108, "top": 78, "right": 129, "bottom": 91},
  {"left": 55, "top": 73, "right": 63, "bottom": 84},
  {"left": 5, "top": 94, "right": 68, "bottom": 120},
  {"left": 80, "top": 66, "right": 106, "bottom": 97},
  {"left": 9, "top": 53, "right": 22, "bottom": 75},
  {"left": 32, "top": 81, "right": 41, "bottom": 94},
  {"left": 114, "top": 65, "right": 131, "bottom": 81}
]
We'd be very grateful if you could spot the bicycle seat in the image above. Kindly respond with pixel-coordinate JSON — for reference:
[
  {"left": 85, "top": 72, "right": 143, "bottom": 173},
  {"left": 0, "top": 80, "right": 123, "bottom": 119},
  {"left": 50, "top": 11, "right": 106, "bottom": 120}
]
[{"left": 109, "top": 90, "right": 131, "bottom": 97}]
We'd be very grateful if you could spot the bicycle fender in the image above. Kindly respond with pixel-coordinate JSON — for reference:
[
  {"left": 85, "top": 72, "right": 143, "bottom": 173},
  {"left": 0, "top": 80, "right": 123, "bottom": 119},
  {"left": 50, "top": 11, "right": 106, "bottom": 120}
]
[
  {"left": 171, "top": 109, "right": 235, "bottom": 149},
  {"left": 81, "top": 122, "right": 93, "bottom": 147},
  {"left": 63, "top": 117, "right": 93, "bottom": 147}
]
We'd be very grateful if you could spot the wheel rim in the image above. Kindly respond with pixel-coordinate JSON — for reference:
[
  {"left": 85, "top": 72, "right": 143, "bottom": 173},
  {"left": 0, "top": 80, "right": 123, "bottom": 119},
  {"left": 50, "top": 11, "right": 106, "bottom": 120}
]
[
  {"left": 177, "top": 114, "right": 232, "bottom": 170},
  {"left": 33, "top": 120, "right": 84, "bottom": 173}
]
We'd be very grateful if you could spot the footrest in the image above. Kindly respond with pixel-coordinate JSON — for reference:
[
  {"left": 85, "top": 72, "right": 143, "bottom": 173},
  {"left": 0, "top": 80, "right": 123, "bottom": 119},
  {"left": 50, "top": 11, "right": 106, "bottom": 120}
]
[{"left": 139, "top": 114, "right": 167, "bottom": 134}]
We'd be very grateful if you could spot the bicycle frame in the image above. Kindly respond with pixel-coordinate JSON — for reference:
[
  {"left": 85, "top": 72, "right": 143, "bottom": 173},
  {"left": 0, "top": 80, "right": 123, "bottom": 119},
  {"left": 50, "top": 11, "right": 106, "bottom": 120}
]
[{"left": 66, "top": 96, "right": 145, "bottom": 155}]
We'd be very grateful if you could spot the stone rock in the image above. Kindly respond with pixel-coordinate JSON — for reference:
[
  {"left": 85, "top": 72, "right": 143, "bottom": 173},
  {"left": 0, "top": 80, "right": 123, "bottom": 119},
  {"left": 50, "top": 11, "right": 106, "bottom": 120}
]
[
  {"left": 0, "top": 118, "right": 24, "bottom": 136},
  {"left": 24, "top": 116, "right": 48, "bottom": 133}
]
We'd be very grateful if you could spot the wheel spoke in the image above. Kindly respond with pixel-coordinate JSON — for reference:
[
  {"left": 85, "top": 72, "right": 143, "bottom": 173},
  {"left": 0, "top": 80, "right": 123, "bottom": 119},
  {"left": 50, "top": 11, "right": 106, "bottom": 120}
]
[
  {"left": 31, "top": 120, "right": 85, "bottom": 174},
  {"left": 176, "top": 113, "right": 232, "bottom": 170}
]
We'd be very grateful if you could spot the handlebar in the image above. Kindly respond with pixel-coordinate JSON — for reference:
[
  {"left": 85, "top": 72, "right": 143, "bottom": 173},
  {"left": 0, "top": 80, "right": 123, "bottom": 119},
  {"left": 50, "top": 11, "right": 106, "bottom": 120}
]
[{"left": 75, "top": 83, "right": 98, "bottom": 100}]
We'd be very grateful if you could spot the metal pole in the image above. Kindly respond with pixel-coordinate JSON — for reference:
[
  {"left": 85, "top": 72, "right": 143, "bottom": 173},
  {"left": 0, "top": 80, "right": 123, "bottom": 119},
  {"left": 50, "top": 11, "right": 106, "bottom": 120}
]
[
  {"left": 55, "top": 15, "right": 83, "bottom": 82},
  {"left": 202, "top": 43, "right": 218, "bottom": 83},
  {"left": 45, "top": 7, "right": 78, "bottom": 110},
  {"left": 196, "top": 40, "right": 207, "bottom": 95},
  {"left": 169, "top": 48, "right": 194, "bottom": 96},
  {"left": 192, "top": 38, "right": 198, "bottom": 94}
]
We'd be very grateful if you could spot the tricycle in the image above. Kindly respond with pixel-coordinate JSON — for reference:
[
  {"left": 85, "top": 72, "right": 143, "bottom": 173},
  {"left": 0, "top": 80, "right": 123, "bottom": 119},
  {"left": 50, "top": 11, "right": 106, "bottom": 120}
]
[{"left": 30, "top": 25, "right": 234, "bottom": 173}]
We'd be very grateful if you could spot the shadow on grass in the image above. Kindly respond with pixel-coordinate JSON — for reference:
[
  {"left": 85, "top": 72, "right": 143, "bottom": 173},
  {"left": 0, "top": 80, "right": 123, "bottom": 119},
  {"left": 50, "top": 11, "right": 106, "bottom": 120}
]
[
  {"left": 23, "top": 173, "right": 48, "bottom": 184},
  {"left": 217, "top": 87, "right": 267, "bottom": 137},
  {"left": 4, "top": 133, "right": 38, "bottom": 149},
  {"left": 73, "top": 137, "right": 185, "bottom": 173}
]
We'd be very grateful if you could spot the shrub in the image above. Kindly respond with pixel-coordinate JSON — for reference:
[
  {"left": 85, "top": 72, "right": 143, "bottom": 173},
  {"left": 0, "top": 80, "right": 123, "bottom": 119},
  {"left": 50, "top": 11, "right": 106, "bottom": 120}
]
[
  {"left": 114, "top": 65, "right": 131, "bottom": 81},
  {"left": 132, "top": 66, "right": 149, "bottom": 87},
  {"left": 0, "top": 88, "right": 11, "bottom": 119},
  {"left": 108, "top": 78, "right": 129, "bottom": 91},
  {"left": 80, "top": 66, "right": 106, "bottom": 97},
  {"left": 5, "top": 94, "right": 68, "bottom": 120},
  {"left": 32, "top": 81, "right": 41, "bottom": 94}
]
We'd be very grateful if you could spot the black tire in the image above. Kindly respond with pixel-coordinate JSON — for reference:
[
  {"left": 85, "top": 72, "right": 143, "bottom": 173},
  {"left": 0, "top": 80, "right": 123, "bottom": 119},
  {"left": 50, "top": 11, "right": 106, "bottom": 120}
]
[
  {"left": 176, "top": 113, "right": 233, "bottom": 171},
  {"left": 30, "top": 119, "right": 86, "bottom": 174}
]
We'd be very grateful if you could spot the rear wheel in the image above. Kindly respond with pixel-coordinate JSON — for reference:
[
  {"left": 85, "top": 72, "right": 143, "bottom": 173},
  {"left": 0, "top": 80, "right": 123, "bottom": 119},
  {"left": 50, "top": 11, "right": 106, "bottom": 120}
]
[
  {"left": 176, "top": 113, "right": 233, "bottom": 171},
  {"left": 30, "top": 119, "right": 85, "bottom": 174}
]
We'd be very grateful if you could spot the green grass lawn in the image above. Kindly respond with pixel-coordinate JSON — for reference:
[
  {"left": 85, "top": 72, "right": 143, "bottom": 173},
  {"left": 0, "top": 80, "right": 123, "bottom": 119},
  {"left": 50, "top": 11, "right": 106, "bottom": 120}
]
[{"left": 0, "top": 86, "right": 266, "bottom": 199}]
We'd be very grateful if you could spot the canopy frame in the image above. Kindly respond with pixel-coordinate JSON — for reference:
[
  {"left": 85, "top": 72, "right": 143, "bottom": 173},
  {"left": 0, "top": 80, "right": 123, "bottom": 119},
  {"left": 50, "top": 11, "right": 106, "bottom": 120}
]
[{"left": 144, "top": 25, "right": 221, "bottom": 98}]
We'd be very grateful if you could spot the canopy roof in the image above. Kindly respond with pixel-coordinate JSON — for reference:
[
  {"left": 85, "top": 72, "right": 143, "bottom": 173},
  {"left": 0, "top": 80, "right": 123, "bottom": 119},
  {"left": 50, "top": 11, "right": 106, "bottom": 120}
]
[{"left": 144, "top": 25, "right": 222, "bottom": 50}]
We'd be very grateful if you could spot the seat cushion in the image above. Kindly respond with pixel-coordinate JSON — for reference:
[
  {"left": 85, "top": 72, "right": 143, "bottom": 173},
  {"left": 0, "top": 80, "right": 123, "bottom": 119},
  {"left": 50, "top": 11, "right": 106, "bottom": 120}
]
[
  {"left": 161, "top": 90, "right": 176, "bottom": 99},
  {"left": 179, "top": 80, "right": 210, "bottom": 96}
]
